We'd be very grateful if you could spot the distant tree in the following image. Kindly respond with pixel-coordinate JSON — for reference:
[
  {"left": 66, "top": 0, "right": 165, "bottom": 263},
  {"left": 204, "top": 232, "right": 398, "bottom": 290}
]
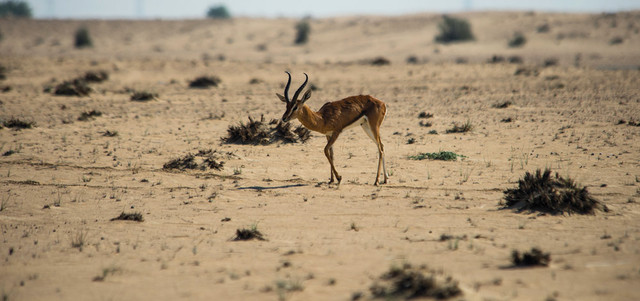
[
  {"left": 435, "top": 15, "right": 474, "bottom": 43},
  {"left": 74, "top": 27, "right": 93, "bottom": 49},
  {"left": 294, "top": 19, "right": 311, "bottom": 45},
  {"left": 206, "top": 5, "right": 230, "bottom": 19},
  {"left": 0, "top": 0, "right": 32, "bottom": 18}
]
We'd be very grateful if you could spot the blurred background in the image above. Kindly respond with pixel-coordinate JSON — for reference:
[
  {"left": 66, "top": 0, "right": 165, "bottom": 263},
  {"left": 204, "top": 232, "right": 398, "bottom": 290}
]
[{"left": 18, "top": 0, "right": 640, "bottom": 19}]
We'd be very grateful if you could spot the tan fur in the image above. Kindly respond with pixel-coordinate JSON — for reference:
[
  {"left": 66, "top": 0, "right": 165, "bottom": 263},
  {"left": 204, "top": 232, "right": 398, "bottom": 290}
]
[{"left": 284, "top": 93, "right": 388, "bottom": 185}]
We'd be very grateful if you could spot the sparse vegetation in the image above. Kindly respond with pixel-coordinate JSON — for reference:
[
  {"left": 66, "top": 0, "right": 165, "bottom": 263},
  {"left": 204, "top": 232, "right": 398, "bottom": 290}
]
[
  {"left": 512, "top": 248, "right": 551, "bottom": 267},
  {"left": 223, "top": 115, "right": 310, "bottom": 145},
  {"left": 92, "top": 266, "right": 121, "bottom": 282},
  {"left": 233, "top": 224, "right": 265, "bottom": 241},
  {"left": 2, "top": 118, "right": 34, "bottom": 129},
  {"left": 77, "top": 110, "right": 102, "bottom": 121},
  {"left": 369, "top": 263, "right": 462, "bottom": 300},
  {"left": 370, "top": 57, "right": 390, "bottom": 66},
  {"left": 503, "top": 169, "right": 608, "bottom": 215},
  {"left": 418, "top": 112, "right": 433, "bottom": 119},
  {"left": 74, "top": 27, "right": 92, "bottom": 48},
  {"left": 435, "top": 15, "right": 474, "bottom": 43},
  {"left": 294, "top": 18, "right": 311, "bottom": 45},
  {"left": 508, "top": 32, "right": 527, "bottom": 47},
  {"left": 609, "top": 36, "right": 623, "bottom": 45},
  {"left": 0, "top": 0, "right": 32, "bottom": 18},
  {"left": 82, "top": 70, "right": 109, "bottom": 83},
  {"left": 189, "top": 75, "right": 221, "bottom": 88},
  {"left": 130, "top": 91, "right": 157, "bottom": 101},
  {"left": 537, "top": 23, "right": 550, "bottom": 33},
  {"left": 53, "top": 79, "right": 91, "bottom": 96},
  {"left": 110, "top": 212, "right": 144, "bottom": 222},
  {"left": 206, "top": 5, "right": 230, "bottom": 19},
  {"left": 70, "top": 230, "right": 88, "bottom": 251},
  {"left": 409, "top": 151, "right": 465, "bottom": 161},
  {"left": 163, "top": 149, "right": 226, "bottom": 171},
  {"left": 492, "top": 101, "right": 512, "bottom": 108},
  {"left": 445, "top": 121, "right": 473, "bottom": 133}
]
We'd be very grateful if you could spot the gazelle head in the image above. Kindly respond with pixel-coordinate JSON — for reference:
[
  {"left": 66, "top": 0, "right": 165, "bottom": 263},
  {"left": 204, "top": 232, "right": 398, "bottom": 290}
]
[{"left": 276, "top": 71, "right": 312, "bottom": 123}]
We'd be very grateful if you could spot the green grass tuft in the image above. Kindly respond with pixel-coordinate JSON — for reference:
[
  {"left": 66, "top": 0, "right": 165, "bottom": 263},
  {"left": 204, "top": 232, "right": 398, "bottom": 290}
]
[{"left": 409, "top": 151, "right": 465, "bottom": 161}]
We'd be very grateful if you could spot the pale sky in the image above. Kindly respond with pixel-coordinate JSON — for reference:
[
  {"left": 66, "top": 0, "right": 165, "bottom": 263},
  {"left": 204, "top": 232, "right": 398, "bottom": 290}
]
[{"left": 23, "top": 0, "right": 640, "bottom": 19}]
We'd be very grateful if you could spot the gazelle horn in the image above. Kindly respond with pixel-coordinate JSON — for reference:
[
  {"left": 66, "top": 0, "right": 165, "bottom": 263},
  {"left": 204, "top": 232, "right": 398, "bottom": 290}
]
[
  {"left": 284, "top": 71, "right": 292, "bottom": 103},
  {"left": 292, "top": 73, "right": 308, "bottom": 102}
]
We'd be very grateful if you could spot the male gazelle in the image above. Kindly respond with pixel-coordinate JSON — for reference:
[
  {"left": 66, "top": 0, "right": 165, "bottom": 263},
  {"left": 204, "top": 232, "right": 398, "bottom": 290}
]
[{"left": 276, "top": 72, "right": 388, "bottom": 185}]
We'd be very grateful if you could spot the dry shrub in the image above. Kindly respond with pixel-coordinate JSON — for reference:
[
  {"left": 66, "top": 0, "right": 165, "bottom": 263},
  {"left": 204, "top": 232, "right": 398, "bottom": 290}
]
[
  {"left": 110, "top": 212, "right": 144, "bottom": 222},
  {"left": 130, "top": 91, "right": 157, "bottom": 101},
  {"left": 3, "top": 118, "right": 34, "bottom": 129},
  {"left": 223, "top": 115, "right": 310, "bottom": 145},
  {"left": 189, "top": 76, "right": 221, "bottom": 88},
  {"left": 512, "top": 248, "right": 550, "bottom": 267},
  {"left": 54, "top": 79, "right": 91, "bottom": 96},
  {"left": 233, "top": 225, "right": 265, "bottom": 241},
  {"left": 492, "top": 101, "right": 512, "bottom": 109},
  {"left": 370, "top": 57, "right": 391, "bottom": 66},
  {"left": 445, "top": 121, "right": 473, "bottom": 133},
  {"left": 503, "top": 169, "right": 608, "bottom": 215},
  {"left": 163, "top": 149, "right": 226, "bottom": 171},
  {"left": 83, "top": 70, "right": 109, "bottom": 83},
  {"left": 77, "top": 110, "right": 102, "bottom": 121},
  {"left": 514, "top": 66, "right": 539, "bottom": 76},
  {"left": 370, "top": 263, "right": 461, "bottom": 300}
]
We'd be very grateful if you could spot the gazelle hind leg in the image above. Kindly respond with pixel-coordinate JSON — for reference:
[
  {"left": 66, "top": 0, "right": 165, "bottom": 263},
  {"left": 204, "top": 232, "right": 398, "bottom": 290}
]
[{"left": 361, "top": 122, "right": 387, "bottom": 185}]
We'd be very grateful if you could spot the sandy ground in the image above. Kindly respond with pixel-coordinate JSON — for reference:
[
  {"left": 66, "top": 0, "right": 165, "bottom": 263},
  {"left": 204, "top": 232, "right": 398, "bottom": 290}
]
[{"left": 0, "top": 11, "right": 639, "bottom": 301}]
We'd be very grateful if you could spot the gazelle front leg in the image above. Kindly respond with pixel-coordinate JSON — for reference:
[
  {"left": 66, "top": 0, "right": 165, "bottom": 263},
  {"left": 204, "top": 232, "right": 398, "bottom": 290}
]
[{"left": 324, "top": 133, "right": 342, "bottom": 184}]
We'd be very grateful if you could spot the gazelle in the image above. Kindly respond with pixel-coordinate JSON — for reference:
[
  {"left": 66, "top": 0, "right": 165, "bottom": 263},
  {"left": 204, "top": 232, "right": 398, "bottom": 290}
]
[{"left": 276, "top": 71, "right": 388, "bottom": 185}]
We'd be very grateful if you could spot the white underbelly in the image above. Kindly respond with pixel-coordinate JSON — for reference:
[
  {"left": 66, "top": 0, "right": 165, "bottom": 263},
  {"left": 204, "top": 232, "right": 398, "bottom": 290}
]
[{"left": 344, "top": 115, "right": 368, "bottom": 131}]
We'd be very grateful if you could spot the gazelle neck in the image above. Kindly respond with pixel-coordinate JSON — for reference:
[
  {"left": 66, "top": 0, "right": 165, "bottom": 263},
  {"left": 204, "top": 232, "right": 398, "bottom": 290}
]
[{"left": 296, "top": 104, "right": 325, "bottom": 133}]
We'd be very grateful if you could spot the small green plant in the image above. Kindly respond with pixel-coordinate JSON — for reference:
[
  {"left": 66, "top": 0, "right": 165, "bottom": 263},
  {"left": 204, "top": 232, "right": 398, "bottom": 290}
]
[
  {"left": 409, "top": 151, "right": 465, "bottom": 161},
  {"left": 435, "top": 15, "right": 474, "bottom": 43},
  {"left": 294, "top": 19, "right": 311, "bottom": 45},
  {"left": 0, "top": 0, "right": 32, "bottom": 18},
  {"left": 74, "top": 27, "right": 92, "bottom": 48},
  {"left": 508, "top": 32, "right": 527, "bottom": 47},
  {"left": 206, "top": 5, "right": 230, "bottom": 19}
]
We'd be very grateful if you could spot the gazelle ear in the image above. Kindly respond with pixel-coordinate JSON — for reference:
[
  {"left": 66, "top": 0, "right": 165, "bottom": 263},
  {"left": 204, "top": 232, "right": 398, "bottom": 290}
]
[
  {"left": 300, "top": 89, "right": 312, "bottom": 103},
  {"left": 276, "top": 93, "right": 287, "bottom": 103}
]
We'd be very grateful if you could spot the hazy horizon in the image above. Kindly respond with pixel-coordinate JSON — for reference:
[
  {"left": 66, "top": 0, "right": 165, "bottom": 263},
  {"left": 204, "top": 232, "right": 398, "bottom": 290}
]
[{"left": 21, "top": 0, "right": 640, "bottom": 19}]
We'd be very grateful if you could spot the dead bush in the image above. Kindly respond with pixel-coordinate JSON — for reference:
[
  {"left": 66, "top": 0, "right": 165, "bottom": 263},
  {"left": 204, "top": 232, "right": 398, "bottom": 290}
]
[
  {"left": 503, "top": 169, "right": 608, "bottom": 215},
  {"left": 189, "top": 76, "right": 221, "bottom": 88},
  {"left": 163, "top": 150, "right": 225, "bottom": 171},
  {"left": 54, "top": 79, "right": 91, "bottom": 96},
  {"left": 110, "top": 212, "right": 144, "bottom": 222},
  {"left": 222, "top": 115, "right": 310, "bottom": 145},
  {"left": 369, "top": 263, "right": 461, "bottom": 300},
  {"left": 83, "top": 70, "right": 109, "bottom": 83},
  {"left": 512, "top": 248, "right": 551, "bottom": 267}
]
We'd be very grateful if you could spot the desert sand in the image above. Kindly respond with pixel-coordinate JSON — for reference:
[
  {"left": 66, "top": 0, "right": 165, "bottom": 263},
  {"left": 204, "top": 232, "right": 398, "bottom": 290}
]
[{"left": 0, "top": 11, "right": 639, "bottom": 300}]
